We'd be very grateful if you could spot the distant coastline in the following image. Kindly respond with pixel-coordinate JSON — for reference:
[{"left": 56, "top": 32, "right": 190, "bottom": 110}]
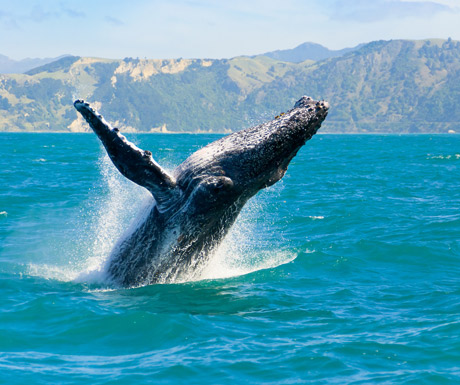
[
  {"left": 1, "top": 131, "right": 457, "bottom": 135},
  {"left": 1, "top": 38, "right": 459, "bottom": 134}
]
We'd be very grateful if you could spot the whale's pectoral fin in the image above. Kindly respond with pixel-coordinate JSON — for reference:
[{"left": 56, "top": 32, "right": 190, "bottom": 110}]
[{"left": 74, "top": 100, "right": 179, "bottom": 209}]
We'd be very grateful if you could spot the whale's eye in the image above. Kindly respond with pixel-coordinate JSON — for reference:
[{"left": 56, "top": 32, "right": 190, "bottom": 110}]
[
  {"left": 196, "top": 176, "right": 234, "bottom": 199},
  {"left": 211, "top": 176, "right": 233, "bottom": 192},
  {"left": 214, "top": 180, "right": 226, "bottom": 190},
  {"left": 191, "top": 176, "right": 235, "bottom": 213}
]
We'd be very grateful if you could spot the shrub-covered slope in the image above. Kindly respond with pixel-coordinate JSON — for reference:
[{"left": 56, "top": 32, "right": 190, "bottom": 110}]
[{"left": 0, "top": 39, "right": 459, "bottom": 133}]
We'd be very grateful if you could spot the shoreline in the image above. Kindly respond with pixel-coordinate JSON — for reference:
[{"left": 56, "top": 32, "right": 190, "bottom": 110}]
[{"left": 0, "top": 131, "right": 458, "bottom": 135}]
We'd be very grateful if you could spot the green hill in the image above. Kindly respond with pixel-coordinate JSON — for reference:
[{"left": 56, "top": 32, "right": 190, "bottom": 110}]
[{"left": 1, "top": 39, "right": 459, "bottom": 133}]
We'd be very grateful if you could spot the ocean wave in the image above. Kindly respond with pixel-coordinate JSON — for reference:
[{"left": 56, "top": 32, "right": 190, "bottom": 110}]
[{"left": 426, "top": 153, "right": 460, "bottom": 160}]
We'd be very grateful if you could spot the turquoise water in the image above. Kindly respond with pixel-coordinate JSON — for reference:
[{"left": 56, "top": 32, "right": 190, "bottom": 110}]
[{"left": 1, "top": 133, "right": 459, "bottom": 384}]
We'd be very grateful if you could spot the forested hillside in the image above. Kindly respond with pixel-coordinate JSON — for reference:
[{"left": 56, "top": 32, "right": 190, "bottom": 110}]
[{"left": 0, "top": 39, "right": 459, "bottom": 133}]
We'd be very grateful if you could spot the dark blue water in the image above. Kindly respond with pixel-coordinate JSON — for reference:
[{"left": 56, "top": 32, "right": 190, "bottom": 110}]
[{"left": 1, "top": 133, "right": 459, "bottom": 384}]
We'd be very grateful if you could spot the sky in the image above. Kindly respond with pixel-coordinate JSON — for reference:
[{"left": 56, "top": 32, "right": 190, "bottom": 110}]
[{"left": 1, "top": 0, "right": 459, "bottom": 60}]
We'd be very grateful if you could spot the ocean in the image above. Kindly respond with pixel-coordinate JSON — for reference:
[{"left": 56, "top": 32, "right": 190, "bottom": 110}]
[{"left": 0, "top": 133, "right": 459, "bottom": 384}]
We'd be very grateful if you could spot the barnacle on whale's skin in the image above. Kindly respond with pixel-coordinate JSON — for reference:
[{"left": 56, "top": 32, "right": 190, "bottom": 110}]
[{"left": 74, "top": 96, "right": 329, "bottom": 287}]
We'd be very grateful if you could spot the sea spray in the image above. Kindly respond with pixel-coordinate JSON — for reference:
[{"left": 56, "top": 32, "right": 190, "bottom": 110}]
[
  {"left": 79, "top": 160, "right": 296, "bottom": 285},
  {"left": 78, "top": 156, "right": 295, "bottom": 286},
  {"left": 27, "top": 139, "right": 296, "bottom": 287},
  {"left": 195, "top": 180, "right": 297, "bottom": 282},
  {"left": 26, "top": 150, "right": 149, "bottom": 284},
  {"left": 74, "top": 152, "right": 151, "bottom": 283}
]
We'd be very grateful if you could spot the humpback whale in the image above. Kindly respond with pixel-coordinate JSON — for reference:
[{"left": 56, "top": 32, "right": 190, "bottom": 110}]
[{"left": 74, "top": 96, "right": 329, "bottom": 287}]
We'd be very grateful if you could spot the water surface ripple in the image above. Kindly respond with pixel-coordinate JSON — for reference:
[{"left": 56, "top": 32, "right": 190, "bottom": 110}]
[{"left": 0, "top": 134, "right": 459, "bottom": 384}]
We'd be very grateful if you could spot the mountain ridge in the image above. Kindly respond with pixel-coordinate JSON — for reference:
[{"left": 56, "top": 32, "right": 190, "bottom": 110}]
[
  {"left": 258, "top": 41, "right": 364, "bottom": 62},
  {"left": 1, "top": 41, "right": 358, "bottom": 74},
  {"left": 0, "top": 54, "right": 72, "bottom": 74},
  {"left": 0, "top": 39, "right": 459, "bottom": 133}
]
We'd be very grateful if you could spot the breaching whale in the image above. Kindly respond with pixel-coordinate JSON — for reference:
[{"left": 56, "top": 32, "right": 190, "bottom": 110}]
[{"left": 74, "top": 96, "right": 329, "bottom": 287}]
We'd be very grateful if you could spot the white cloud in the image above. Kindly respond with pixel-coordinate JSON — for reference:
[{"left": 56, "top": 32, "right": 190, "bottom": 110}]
[
  {"left": 105, "top": 16, "right": 124, "bottom": 26},
  {"left": 400, "top": 0, "right": 457, "bottom": 5},
  {"left": 29, "top": 4, "right": 59, "bottom": 23},
  {"left": 326, "top": 0, "right": 455, "bottom": 23},
  {"left": 0, "top": 11, "right": 20, "bottom": 30},
  {"left": 1, "top": 0, "right": 459, "bottom": 59}
]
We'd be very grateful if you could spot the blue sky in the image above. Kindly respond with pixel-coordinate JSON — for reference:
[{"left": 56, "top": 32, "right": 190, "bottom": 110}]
[{"left": 1, "top": 0, "right": 459, "bottom": 60}]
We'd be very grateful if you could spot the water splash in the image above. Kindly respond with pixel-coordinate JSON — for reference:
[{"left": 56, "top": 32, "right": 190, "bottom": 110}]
[
  {"left": 27, "top": 149, "right": 295, "bottom": 287},
  {"left": 177, "top": 181, "right": 296, "bottom": 283},
  {"left": 27, "top": 151, "right": 150, "bottom": 284},
  {"left": 74, "top": 153, "right": 151, "bottom": 283}
]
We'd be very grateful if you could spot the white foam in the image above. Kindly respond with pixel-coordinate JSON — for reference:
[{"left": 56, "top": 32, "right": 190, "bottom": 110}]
[
  {"left": 27, "top": 263, "right": 80, "bottom": 282},
  {"left": 427, "top": 153, "right": 460, "bottom": 160},
  {"left": 197, "top": 217, "right": 297, "bottom": 281},
  {"left": 27, "top": 150, "right": 295, "bottom": 287},
  {"left": 26, "top": 151, "right": 149, "bottom": 285},
  {"left": 198, "top": 248, "right": 297, "bottom": 281},
  {"left": 181, "top": 185, "right": 297, "bottom": 283},
  {"left": 74, "top": 153, "right": 151, "bottom": 283}
]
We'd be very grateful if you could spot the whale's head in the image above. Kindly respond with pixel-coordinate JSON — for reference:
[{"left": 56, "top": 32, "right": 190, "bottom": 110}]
[{"left": 174, "top": 96, "right": 329, "bottom": 216}]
